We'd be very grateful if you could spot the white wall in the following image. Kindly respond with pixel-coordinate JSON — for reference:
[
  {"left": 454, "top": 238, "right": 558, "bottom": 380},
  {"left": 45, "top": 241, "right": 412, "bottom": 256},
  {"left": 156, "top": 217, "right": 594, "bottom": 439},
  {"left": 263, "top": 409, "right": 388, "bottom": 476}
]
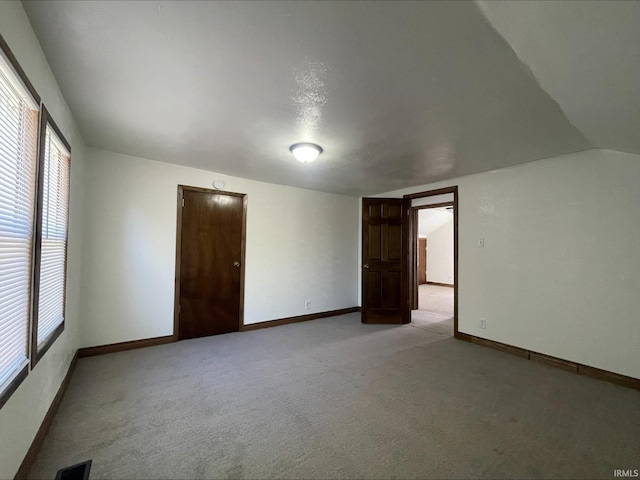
[
  {"left": 81, "top": 148, "right": 359, "bottom": 347},
  {"left": 375, "top": 149, "right": 640, "bottom": 379},
  {"left": 426, "top": 220, "right": 454, "bottom": 285},
  {"left": 0, "top": 2, "right": 86, "bottom": 478}
]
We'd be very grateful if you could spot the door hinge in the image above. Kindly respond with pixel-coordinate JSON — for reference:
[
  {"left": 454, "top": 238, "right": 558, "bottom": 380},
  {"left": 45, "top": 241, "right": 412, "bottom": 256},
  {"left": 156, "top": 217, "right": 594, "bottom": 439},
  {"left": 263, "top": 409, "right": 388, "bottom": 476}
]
[
  {"left": 182, "top": 198, "right": 185, "bottom": 207},
  {"left": 178, "top": 304, "right": 181, "bottom": 314}
]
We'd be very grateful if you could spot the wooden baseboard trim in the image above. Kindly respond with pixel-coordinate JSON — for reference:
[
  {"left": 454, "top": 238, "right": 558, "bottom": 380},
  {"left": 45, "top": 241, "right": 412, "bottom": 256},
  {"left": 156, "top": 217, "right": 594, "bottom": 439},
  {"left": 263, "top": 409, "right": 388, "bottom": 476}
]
[
  {"left": 456, "top": 332, "right": 640, "bottom": 391},
  {"left": 78, "top": 335, "right": 174, "bottom": 358},
  {"left": 529, "top": 351, "right": 578, "bottom": 373},
  {"left": 425, "top": 281, "right": 454, "bottom": 288},
  {"left": 577, "top": 364, "right": 640, "bottom": 391},
  {"left": 456, "top": 332, "right": 528, "bottom": 358},
  {"left": 14, "top": 350, "right": 79, "bottom": 480},
  {"left": 240, "top": 307, "right": 361, "bottom": 332}
]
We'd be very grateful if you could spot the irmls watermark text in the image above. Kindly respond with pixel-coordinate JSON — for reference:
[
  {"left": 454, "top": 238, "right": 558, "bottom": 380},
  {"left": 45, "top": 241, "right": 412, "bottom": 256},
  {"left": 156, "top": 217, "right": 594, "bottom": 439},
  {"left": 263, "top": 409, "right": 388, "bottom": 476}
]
[{"left": 614, "top": 470, "right": 639, "bottom": 478}]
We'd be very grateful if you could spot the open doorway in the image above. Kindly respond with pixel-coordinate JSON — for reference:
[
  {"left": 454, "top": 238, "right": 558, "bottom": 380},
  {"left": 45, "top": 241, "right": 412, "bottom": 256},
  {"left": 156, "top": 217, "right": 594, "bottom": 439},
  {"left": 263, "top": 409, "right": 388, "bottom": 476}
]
[
  {"left": 404, "top": 187, "right": 458, "bottom": 337},
  {"left": 413, "top": 205, "right": 454, "bottom": 333}
]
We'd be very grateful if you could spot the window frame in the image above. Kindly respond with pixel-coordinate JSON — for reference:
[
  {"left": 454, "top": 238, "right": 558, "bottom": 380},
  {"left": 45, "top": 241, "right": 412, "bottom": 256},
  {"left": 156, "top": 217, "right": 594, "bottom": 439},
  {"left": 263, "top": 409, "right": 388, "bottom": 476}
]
[
  {"left": 0, "top": 34, "right": 41, "bottom": 409},
  {"left": 0, "top": 33, "right": 72, "bottom": 408},
  {"left": 31, "top": 105, "right": 71, "bottom": 368},
  {"left": 0, "top": 35, "right": 41, "bottom": 106}
]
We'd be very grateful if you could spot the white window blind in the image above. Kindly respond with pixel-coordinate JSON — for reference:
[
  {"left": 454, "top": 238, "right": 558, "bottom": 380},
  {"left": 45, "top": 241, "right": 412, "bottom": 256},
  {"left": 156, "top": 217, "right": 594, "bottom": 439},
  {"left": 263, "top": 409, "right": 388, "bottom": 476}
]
[
  {"left": 0, "top": 55, "right": 39, "bottom": 393},
  {"left": 35, "top": 125, "right": 70, "bottom": 347}
]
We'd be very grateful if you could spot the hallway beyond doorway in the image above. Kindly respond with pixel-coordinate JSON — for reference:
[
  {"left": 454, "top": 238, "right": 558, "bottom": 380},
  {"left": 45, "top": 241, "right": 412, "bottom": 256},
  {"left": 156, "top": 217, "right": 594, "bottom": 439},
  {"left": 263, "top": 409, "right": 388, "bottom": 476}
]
[{"left": 411, "top": 284, "right": 453, "bottom": 335}]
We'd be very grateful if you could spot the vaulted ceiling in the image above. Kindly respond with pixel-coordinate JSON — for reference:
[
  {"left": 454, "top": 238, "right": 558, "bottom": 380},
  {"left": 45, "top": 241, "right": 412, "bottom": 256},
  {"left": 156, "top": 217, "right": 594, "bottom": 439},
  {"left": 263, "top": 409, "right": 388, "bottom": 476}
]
[
  {"left": 22, "top": 1, "right": 639, "bottom": 196},
  {"left": 478, "top": 0, "right": 640, "bottom": 156},
  {"left": 418, "top": 208, "right": 453, "bottom": 237}
]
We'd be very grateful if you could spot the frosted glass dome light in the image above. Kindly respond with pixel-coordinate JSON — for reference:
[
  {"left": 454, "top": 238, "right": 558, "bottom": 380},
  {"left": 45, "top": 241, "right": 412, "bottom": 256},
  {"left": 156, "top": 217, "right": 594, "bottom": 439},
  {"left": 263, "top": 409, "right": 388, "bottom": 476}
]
[{"left": 290, "top": 143, "right": 323, "bottom": 163}]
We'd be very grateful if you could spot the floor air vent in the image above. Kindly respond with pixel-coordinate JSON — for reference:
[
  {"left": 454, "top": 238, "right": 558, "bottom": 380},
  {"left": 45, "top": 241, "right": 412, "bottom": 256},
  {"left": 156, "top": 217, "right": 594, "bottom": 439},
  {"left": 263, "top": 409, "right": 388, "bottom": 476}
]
[{"left": 54, "top": 460, "right": 92, "bottom": 480}]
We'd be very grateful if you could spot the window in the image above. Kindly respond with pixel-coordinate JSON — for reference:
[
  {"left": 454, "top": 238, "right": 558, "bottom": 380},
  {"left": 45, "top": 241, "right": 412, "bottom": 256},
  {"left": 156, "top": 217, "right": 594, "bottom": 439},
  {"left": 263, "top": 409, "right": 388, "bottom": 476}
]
[
  {"left": 32, "top": 112, "right": 71, "bottom": 362},
  {"left": 0, "top": 34, "right": 71, "bottom": 407},
  {"left": 0, "top": 38, "right": 40, "bottom": 405}
]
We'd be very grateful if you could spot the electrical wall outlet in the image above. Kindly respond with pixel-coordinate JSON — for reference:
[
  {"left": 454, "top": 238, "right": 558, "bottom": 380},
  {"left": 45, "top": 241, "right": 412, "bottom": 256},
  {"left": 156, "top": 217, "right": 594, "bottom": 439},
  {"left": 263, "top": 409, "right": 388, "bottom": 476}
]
[
  {"left": 305, "top": 300, "right": 311, "bottom": 310},
  {"left": 480, "top": 318, "right": 486, "bottom": 329}
]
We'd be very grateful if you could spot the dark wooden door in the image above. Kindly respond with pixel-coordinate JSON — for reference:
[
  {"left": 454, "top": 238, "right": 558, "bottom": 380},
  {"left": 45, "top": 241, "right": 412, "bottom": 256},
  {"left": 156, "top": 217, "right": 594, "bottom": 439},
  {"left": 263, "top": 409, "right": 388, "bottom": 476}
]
[
  {"left": 418, "top": 238, "right": 427, "bottom": 284},
  {"left": 361, "top": 198, "right": 410, "bottom": 324},
  {"left": 178, "top": 188, "right": 246, "bottom": 340}
]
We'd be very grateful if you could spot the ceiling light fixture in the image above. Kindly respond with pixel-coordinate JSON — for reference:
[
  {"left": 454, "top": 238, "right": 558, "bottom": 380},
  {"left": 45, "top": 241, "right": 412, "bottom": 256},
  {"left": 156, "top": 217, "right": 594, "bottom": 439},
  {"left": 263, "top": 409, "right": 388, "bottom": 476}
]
[{"left": 290, "top": 143, "right": 323, "bottom": 163}]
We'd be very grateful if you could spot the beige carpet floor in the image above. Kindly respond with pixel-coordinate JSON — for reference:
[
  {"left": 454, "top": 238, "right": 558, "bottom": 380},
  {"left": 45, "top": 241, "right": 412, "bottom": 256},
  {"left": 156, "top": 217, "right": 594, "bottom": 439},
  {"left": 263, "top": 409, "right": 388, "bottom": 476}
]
[
  {"left": 28, "top": 313, "right": 640, "bottom": 479},
  {"left": 411, "top": 284, "right": 454, "bottom": 336}
]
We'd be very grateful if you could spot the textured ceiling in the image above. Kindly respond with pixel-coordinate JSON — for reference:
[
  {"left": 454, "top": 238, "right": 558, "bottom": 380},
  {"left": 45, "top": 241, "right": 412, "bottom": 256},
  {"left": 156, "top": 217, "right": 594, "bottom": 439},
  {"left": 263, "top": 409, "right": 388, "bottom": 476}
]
[{"left": 21, "top": 1, "right": 620, "bottom": 196}]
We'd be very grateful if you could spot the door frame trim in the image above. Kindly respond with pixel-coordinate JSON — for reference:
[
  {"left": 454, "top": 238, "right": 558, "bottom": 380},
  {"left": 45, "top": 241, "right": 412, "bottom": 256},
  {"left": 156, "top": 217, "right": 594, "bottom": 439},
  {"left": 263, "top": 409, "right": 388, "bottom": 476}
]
[
  {"left": 404, "top": 186, "right": 459, "bottom": 337},
  {"left": 173, "top": 185, "right": 247, "bottom": 341}
]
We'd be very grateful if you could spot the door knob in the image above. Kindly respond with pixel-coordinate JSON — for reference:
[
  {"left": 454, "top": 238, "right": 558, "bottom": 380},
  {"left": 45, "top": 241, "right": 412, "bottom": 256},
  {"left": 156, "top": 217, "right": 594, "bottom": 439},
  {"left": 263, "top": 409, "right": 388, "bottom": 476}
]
[
  {"left": 233, "top": 261, "right": 241, "bottom": 267},
  {"left": 363, "top": 264, "right": 369, "bottom": 269}
]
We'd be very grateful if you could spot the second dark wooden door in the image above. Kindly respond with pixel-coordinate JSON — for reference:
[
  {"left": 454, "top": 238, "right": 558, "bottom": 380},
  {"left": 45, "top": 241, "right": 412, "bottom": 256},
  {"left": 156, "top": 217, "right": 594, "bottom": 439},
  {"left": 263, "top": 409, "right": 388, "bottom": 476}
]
[
  {"left": 418, "top": 238, "right": 427, "bottom": 284},
  {"left": 361, "top": 198, "right": 410, "bottom": 324},
  {"left": 178, "top": 188, "right": 245, "bottom": 340}
]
